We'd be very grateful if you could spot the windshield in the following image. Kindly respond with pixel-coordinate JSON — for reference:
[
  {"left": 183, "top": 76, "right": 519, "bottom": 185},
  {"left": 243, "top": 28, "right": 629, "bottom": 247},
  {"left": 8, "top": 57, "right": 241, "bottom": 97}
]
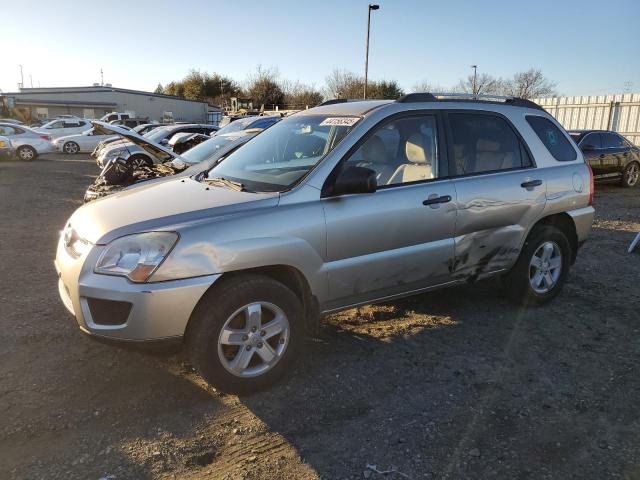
[
  {"left": 205, "top": 114, "right": 360, "bottom": 192},
  {"left": 215, "top": 117, "right": 255, "bottom": 135},
  {"left": 144, "top": 126, "right": 171, "bottom": 141},
  {"left": 181, "top": 134, "right": 239, "bottom": 164}
]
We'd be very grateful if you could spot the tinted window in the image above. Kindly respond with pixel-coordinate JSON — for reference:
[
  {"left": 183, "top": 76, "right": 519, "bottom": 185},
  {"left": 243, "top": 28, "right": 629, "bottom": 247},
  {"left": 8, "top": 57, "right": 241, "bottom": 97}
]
[
  {"left": 0, "top": 125, "right": 17, "bottom": 135},
  {"left": 581, "top": 132, "right": 602, "bottom": 150},
  {"left": 344, "top": 115, "right": 439, "bottom": 185},
  {"left": 450, "top": 113, "right": 530, "bottom": 174},
  {"left": 526, "top": 116, "right": 577, "bottom": 162},
  {"left": 602, "top": 132, "right": 627, "bottom": 149}
]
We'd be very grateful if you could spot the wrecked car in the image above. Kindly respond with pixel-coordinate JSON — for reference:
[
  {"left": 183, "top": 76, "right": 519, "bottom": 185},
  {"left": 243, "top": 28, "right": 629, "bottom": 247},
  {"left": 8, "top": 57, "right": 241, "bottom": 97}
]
[
  {"left": 95, "top": 123, "right": 219, "bottom": 168},
  {"left": 56, "top": 94, "right": 594, "bottom": 393},
  {"left": 84, "top": 122, "right": 262, "bottom": 202}
]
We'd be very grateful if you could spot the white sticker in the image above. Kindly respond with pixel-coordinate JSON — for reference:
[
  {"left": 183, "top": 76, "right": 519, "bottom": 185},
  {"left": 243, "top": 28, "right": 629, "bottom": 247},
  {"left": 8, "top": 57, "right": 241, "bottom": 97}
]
[{"left": 319, "top": 117, "right": 360, "bottom": 127}]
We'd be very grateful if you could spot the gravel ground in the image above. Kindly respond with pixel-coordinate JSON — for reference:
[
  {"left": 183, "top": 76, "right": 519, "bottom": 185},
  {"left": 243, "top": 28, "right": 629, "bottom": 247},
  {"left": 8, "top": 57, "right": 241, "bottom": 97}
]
[{"left": 1, "top": 153, "right": 639, "bottom": 480}]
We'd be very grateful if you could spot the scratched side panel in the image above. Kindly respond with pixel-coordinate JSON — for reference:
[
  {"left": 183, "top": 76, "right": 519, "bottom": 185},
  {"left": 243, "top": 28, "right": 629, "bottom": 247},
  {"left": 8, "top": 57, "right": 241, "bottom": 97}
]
[{"left": 451, "top": 169, "right": 547, "bottom": 280}]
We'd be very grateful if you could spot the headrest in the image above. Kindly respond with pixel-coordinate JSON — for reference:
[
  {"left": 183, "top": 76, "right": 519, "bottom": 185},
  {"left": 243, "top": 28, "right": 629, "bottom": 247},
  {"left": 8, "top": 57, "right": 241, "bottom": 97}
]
[
  {"left": 405, "top": 133, "right": 428, "bottom": 164},
  {"left": 476, "top": 138, "right": 501, "bottom": 152},
  {"left": 362, "top": 135, "right": 386, "bottom": 164}
]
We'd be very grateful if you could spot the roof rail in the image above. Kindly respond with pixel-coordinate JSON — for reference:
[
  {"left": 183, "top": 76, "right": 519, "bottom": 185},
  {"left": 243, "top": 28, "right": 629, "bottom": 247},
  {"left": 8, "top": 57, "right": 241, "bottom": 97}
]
[
  {"left": 396, "top": 92, "right": 545, "bottom": 110},
  {"left": 397, "top": 93, "right": 437, "bottom": 103},
  {"left": 318, "top": 99, "right": 349, "bottom": 106}
]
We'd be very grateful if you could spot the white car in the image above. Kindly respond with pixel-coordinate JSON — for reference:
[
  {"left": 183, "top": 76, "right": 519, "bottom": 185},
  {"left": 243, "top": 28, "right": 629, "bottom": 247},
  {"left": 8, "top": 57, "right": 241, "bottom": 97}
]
[
  {"left": 54, "top": 128, "right": 122, "bottom": 154},
  {"left": 35, "top": 117, "right": 92, "bottom": 139},
  {"left": 0, "top": 123, "right": 54, "bottom": 160}
]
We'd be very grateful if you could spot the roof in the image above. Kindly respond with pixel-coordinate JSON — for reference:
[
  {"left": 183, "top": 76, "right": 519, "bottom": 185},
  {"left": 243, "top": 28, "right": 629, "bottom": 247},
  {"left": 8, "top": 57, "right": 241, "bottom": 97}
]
[
  {"left": 11, "top": 98, "right": 117, "bottom": 108},
  {"left": 303, "top": 100, "right": 392, "bottom": 116},
  {"left": 0, "top": 85, "right": 209, "bottom": 105}
]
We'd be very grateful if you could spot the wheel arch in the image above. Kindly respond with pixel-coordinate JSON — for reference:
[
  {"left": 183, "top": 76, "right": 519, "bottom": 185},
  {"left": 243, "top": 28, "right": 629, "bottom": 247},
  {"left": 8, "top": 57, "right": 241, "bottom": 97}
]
[
  {"left": 529, "top": 213, "right": 579, "bottom": 264},
  {"left": 184, "top": 264, "right": 320, "bottom": 343}
]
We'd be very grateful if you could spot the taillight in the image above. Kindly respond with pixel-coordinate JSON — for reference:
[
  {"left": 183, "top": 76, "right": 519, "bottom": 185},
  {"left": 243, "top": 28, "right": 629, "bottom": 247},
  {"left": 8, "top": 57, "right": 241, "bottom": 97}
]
[
  {"left": 587, "top": 164, "right": 594, "bottom": 206},
  {"left": 40, "top": 135, "right": 52, "bottom": 142}
]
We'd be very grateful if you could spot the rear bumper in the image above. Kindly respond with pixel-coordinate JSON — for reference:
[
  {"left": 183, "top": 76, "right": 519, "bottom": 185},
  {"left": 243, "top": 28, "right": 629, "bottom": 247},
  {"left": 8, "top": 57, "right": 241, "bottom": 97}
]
[
  {"left": 55, "top": 238, "right": 221, "bottom": 341},
  {"left": 567, "top": 206, "right": 596, "bottom": 243}
]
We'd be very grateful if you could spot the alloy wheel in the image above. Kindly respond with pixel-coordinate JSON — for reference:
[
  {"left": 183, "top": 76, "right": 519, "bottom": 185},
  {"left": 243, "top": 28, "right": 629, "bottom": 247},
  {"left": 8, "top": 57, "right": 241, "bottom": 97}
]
[
  {"left": 18, "top": 148, "right": 34, "bottom": 160},
  {"left": 64, "top": 142, "right": 79, "bottom": 154},
  {"left": 528, "top": 241, "right": 562, "bottom": 294},
  {"left": 217, "top": 302, "right": 290, "bottom": 378},
  {"left": 626, "top": 163, "right": 639, "bottom": 186}
]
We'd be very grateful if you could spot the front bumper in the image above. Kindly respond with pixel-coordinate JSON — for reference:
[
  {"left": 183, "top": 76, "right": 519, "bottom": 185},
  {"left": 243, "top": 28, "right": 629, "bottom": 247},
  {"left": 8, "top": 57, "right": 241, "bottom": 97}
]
[{"left": 55, "top": 236, "right": 221, "bottom": 341}]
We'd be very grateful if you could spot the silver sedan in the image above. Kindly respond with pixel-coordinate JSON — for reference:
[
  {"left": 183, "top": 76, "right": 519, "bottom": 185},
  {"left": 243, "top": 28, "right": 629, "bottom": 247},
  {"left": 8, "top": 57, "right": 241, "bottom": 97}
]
[{"left": 0, "top": 123, "right": 54, "bottom": 161}]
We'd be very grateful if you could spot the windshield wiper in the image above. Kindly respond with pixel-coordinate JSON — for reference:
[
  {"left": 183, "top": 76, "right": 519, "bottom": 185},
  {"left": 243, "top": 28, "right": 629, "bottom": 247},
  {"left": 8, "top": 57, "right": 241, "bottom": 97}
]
[{"left": 203, "top": 176, "right": 245, "bottom": 191}]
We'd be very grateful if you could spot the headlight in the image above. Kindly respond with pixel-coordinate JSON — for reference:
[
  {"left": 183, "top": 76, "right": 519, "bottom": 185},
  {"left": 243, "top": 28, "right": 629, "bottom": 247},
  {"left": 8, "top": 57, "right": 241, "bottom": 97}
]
[
  {"left": 105, "top": 148, "right": 127, "bottom": 159},
  {"left": 94, "top": 232, "right": 178, "bottom": 282}
]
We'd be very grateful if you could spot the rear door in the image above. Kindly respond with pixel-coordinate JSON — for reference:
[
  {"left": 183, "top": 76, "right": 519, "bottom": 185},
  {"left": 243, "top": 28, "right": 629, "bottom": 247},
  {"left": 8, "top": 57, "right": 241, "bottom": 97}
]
[
  {"left": 322, "top": 113, "right": 457, "bottom": 308},
  {"left": 446, "top": 111, "right": 546, "bottom": 279},
  {"left": 601, "top": 132, "right": 628, "bottom": 175},
  {"left": 579, "top": 132, "right": 605, "bottom": 175}
]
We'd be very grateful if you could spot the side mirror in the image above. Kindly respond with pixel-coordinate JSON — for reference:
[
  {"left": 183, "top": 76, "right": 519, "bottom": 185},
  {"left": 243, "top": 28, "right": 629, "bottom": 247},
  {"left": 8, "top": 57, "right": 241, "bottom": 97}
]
[
  {"left": 331, "top": 165, "right": 377, "bottom": 197},
  {"left": 160, "top": 139, "right": 169, "bottom": 146}
]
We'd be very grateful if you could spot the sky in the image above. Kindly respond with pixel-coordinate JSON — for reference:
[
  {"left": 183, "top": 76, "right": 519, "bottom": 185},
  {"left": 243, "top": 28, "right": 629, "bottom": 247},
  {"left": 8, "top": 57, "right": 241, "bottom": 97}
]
[{"left": 1, "top": 0, "right": 639, "bottom": 96}]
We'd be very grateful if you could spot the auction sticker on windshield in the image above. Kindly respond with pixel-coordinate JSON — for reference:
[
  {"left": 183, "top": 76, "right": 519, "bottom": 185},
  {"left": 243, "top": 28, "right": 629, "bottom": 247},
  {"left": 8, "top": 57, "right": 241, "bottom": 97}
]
[{"left": 319, "top": 117, "right": 360, "bottom": 127}]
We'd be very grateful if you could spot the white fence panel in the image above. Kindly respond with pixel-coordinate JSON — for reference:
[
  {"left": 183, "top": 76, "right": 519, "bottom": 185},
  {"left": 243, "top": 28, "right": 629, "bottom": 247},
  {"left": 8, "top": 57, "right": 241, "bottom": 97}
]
[{"left": 534, "top": 93, "right": 640, "bottom": 145}]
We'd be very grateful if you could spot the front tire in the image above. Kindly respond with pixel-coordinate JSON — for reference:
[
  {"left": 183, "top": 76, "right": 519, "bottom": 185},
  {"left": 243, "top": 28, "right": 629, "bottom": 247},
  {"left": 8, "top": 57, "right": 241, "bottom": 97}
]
[
  {"left": 16, "top": 145, "right": 37, "bottom": 161},
  {"left": 186, "top": 274, "right": 304, "bottom": 393},
  {"left": 621, "top": 161, "right": 640, "bottom": 188},
  {"left": 128, "top": 154, "right": 152, "bottom": 168},
  {"left": 504, "top": 225, "right": 571, "bottom": 306},
  {"left": 63, "top": 141, "right": 80, "bottom": 154}
]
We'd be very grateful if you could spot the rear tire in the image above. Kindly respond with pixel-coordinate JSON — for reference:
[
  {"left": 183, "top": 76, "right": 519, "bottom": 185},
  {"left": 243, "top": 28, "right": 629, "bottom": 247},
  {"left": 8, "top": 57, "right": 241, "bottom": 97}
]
[
  {"left": 504, "top": 225, "right": 571, "bottom": 306},
  {"left": 16, "top": 145, "right": 37, "bottom": 161},
  {"left": 621, "top": 161, "right": 639, "bottom": 188},
  {"left": 186, "top": 274, "right": 304, "bottom": 394},
  {"left": 63, "top": 141, "right": 79, "bottom": 154}
]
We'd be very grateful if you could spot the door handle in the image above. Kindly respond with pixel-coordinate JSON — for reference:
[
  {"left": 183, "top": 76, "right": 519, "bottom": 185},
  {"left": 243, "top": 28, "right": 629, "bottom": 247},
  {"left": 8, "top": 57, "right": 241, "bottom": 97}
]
[
  {"left": 623, "top": 152, "right": 629, "bottom": 157},
  {"left": 521, "top": 179, "right": 543, "bottom": 188},
  {"left": 422, "top": 195, "right": 452, "bottom": 206},
  {"left": 599, "top": 154, "right": 606, "bottom": 159}
]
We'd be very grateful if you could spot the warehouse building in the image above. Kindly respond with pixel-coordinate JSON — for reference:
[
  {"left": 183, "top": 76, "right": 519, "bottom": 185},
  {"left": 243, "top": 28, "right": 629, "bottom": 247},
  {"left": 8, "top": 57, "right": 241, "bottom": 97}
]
[{"left": 0, "top": 85, "right": 222, "bottom": 125}]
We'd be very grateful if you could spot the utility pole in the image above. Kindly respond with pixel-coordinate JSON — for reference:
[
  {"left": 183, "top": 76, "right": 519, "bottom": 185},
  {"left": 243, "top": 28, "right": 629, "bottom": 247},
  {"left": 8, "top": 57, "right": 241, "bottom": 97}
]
[
  {"left": 18, "top": 64, "right": 24, "bottom": 89},
  {"left": 100, "top": 68, "right": 104, "bottom": 86},
  {"left": 471, "top": 65, "right": 478, "bottom": 96},
  {"left": 364, "top": 4, "right": 380, "bottom": 99},
  {"left": 29, "top": 74, "right": 33, "bottom": 88}
]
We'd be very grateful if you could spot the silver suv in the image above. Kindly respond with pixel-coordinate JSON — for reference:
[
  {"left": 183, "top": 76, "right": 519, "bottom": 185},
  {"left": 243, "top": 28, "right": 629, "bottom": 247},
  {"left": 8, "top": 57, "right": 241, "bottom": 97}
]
[{"left": 55, "top": 94, "right": 595, "bottom": 392}]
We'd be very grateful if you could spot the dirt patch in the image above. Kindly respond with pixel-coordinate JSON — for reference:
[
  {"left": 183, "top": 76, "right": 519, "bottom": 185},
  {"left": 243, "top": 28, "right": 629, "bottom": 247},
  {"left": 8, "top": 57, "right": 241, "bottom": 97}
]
[{"left": 1, "top": 155, "right": 639, "bottom": 479}]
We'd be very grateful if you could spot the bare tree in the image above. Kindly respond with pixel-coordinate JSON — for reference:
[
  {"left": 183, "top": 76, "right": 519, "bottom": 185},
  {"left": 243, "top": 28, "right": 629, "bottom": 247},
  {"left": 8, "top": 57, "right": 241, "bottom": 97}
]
[
  {"left": 504, "top": 69, "right": 557, "bottom": 99},
  {"left": 245, "top": 65, "right": 285, "bottom": 108},
  {"left": 455, "top": 73, "right": 507, "bottom": 96},
  {"left": 324, "top": 69, "right": 404, "bottom": 100},
  {"left": 281, "top": 80, "right": 324, "bottom": 108},
  {"left": 411, "top": 80, "right": 448, "bottom": 93}
]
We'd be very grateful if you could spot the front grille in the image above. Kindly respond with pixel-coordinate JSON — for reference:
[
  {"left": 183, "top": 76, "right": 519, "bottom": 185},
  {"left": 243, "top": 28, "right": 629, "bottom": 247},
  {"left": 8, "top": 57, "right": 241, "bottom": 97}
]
[{"left": 87, "top": 298, "right": 132, "bottom": 326}]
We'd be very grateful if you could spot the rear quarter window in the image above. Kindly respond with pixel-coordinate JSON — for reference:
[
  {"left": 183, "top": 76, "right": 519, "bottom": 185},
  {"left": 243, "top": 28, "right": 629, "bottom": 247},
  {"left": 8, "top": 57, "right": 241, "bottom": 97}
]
[{"left": 526, "top": 116, "right": 577, "bottom": 162}]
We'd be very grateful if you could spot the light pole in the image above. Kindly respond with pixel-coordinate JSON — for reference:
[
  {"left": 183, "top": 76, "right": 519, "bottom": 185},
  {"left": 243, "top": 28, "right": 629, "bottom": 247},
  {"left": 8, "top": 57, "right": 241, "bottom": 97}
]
[
  {"left": 364, "top": 4, "right": 379, "bottom": 99},
  {"left": 471, "top": 65, "right": 478, "bottom": 96},
  {"left": 18, "top": 65, "right": 24, "bottom": 89}
]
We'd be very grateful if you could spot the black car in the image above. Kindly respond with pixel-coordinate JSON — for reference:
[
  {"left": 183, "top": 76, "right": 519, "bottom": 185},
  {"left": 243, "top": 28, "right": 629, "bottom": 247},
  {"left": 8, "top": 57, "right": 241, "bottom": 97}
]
[{"left": 569, "top": 130, "right": 640, "bottom": 187}]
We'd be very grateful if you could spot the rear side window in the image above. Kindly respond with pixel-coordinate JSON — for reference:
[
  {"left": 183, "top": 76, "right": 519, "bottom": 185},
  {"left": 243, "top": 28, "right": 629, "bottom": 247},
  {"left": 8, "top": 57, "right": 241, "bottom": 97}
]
[
  {"left": 602, "top": 132, "right": 627, "bottom": 149},
  {"left": 526, "top": 116, "right": 577, "bottom": 162},
  {"left": 581, "top": 132, "right": 602, "bottom": 150},
  {"left": 448, "top": 113, "right": 531, "bottom": 175}
]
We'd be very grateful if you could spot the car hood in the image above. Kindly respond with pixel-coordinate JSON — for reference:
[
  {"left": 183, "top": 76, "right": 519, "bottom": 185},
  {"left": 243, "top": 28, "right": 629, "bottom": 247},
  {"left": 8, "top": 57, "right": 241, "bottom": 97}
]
[
  {"left": 69, "top": 176, "right": 279, "bottom": 244},
  {"left": 92, "top": 121, "right": 179, "bottom": 163}
]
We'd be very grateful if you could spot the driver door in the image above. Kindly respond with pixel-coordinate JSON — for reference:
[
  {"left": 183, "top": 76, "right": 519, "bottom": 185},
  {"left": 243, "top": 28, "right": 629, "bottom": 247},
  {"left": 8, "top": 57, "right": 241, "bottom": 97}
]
[{"left": 321, "top": 113, "right": 457, "bottom": 309}]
